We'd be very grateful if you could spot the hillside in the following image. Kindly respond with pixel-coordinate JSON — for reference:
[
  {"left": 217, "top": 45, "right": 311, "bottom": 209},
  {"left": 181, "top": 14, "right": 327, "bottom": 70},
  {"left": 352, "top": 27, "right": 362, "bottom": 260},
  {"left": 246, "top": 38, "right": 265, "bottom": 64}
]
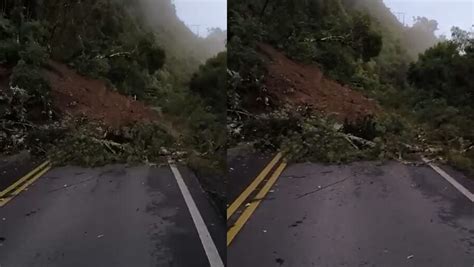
[
  {"left": 228, "top": 0, "right": 474, "bottom": 174},
  {"left": 45, "top": 61, "right": 159, "bottom": 129},
  {"left": 259, "top": 43, "right": 378, "bottom": 123},
  {"left": 0, "top": 0, "right": 226, "bottom": 173},
  {"left": 346, "top": 0, "right": 439, "bottom": 59}
]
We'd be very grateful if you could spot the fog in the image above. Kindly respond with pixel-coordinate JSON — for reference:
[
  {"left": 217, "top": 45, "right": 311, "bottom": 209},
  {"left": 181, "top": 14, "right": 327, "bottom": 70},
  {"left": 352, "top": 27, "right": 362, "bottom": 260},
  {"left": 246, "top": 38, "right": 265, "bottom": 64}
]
[
  {"left": 384, "top": 0, "right": 474, "bottom": 37},
  {"left": 174, "top": 0, "right": 227, "bottom": 37},
  {"left": 135, "top": 0, "right": 226, "bottom": 62},
  {"left": 346, "top": 0, "right": 458, "bottom": 57}
]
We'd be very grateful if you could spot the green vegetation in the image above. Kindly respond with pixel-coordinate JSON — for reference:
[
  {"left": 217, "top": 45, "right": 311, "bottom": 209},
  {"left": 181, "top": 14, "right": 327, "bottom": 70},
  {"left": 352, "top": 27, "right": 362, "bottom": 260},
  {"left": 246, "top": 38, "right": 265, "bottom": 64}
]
[
  {"left": 229, "top": 0, "right": 474, "bottom": 176},
  {"left": 49, "top": 122, "right": 175, "bottom": 167},
  {"left": 408, "top": 27, "right": 474, "bottom": 107},
  {"left": 0, "top": 0, "right": 226, "bottom": 176},
  {"left": 190, "top": 52, "right": 227, "bottom": 115},
  {"left": 406, "top": 28, "right": 474, "bottom": 173}
]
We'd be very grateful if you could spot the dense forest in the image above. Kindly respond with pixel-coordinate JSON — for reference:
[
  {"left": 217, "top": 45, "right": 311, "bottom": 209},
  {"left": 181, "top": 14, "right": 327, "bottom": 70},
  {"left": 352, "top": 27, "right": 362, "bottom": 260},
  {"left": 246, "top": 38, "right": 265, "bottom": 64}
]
[
  {"left": 0, "top": 0, "right": 226, "bottom": 177},
  {"left": 228, "top": 0, "right": 474, "bottom": 174}
]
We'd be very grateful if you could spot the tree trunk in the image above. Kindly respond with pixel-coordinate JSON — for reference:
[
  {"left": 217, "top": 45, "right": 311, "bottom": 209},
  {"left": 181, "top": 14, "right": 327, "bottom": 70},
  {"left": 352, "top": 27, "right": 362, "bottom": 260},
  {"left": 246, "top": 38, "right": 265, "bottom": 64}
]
[{"left": 260, "top": 0, "right": 271, "bottom": 17}]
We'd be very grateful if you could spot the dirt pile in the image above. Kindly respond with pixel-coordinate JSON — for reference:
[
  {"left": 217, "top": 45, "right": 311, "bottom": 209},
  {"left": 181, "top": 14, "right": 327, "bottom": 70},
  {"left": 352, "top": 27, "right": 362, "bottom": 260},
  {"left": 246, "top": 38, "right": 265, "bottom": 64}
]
[
  {"left": 258, "top": 43, "right": 378, "bottom": 122},
  {"left": 44, "top": 61, "right": 158, "bottom": 128}
]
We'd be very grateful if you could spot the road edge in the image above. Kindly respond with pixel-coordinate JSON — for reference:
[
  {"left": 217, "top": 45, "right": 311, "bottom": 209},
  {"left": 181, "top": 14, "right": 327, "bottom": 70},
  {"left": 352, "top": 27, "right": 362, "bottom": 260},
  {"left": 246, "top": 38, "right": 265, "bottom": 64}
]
[{"left": 169, "top": 164, "right": 225, "bottom": 267}]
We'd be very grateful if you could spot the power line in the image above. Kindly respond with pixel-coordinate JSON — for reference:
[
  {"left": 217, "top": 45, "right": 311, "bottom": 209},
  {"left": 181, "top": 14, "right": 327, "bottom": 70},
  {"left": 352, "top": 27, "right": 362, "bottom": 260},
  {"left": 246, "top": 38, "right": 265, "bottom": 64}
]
[{"left": 394, "top": 12, "right": 406, "bottom": 26}]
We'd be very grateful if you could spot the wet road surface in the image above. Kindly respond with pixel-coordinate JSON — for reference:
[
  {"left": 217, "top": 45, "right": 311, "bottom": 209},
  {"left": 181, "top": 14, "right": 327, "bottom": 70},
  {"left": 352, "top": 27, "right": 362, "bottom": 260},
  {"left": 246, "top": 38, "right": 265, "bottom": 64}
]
[
  {"left": 0, "top": 164, "right": 224, "bottom": 267},
  {"left": 0, "top": 152, "right": 42, "bottom": 192},
  {"left": 227, "top": 149, "right": 273, "bottom": 205},
  {"left": 228, "top": 160, "right": 474, "bottom": 267}
]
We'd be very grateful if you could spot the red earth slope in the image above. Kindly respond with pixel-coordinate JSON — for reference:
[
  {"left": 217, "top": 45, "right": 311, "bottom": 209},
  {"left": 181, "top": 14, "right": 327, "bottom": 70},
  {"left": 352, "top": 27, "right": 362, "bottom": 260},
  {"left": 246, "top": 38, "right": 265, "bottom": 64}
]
[
  {"left": 258, "top": 43, "right": 379, "bottom": 122},
  {"left": 44, "top": 62, "right": 158, "bottom": 128}
]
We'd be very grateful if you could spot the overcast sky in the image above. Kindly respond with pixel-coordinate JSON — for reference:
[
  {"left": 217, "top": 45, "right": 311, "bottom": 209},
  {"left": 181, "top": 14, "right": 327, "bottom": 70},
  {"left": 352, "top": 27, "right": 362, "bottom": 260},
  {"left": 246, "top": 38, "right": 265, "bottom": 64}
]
[
  {"left": 173, "top": 0, "right": 227, "bottom": 37},
  {"left": 172, "top": 0, "right": 473, "bottom": 37},
  {"left": 383, "top": 0, "right": 474, "bottom": 36}
]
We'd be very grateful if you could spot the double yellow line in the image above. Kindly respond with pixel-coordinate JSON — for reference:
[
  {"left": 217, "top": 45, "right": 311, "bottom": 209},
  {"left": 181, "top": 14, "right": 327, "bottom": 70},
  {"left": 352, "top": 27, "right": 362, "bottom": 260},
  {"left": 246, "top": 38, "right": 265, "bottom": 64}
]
[
  {"left": 227, "top": 153, "right": 287, "bottom": 246},
  {"left": 0, "top": 160, "right": 52, "bottom": 207}
]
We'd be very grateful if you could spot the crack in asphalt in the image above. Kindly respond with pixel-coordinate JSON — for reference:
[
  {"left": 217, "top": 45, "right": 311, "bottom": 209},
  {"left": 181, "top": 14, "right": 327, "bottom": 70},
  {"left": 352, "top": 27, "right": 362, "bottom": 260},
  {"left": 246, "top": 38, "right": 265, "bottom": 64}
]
[
  {"left": 295, "top": 175, "right": 353, "bottom": 199},
  {"left": 47, "top": 176, "right": 97, "bottom": 193}
]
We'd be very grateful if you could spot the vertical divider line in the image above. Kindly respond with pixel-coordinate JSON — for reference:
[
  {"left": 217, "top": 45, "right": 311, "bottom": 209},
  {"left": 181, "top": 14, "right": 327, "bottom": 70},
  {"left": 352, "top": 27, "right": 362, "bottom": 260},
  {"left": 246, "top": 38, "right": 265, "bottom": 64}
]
[{"left": 169, "top": 164, "right": 224, "bottom": 267}]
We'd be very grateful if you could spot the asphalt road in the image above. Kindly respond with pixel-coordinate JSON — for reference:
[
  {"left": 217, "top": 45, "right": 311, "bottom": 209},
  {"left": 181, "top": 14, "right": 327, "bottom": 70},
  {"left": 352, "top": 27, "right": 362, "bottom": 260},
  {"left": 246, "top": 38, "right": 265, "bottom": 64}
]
[
  {"left": 228, "top": 160, "right": 474, "bottom": 267},
  {"left": 0, "top": 164, "right": 224, "bottom": 267},
  {"left": 227, "top": 149, "right": 273, "bottom": 205},
  {"left": 0, "top": 152, "right": 42, "bottom": 192}
]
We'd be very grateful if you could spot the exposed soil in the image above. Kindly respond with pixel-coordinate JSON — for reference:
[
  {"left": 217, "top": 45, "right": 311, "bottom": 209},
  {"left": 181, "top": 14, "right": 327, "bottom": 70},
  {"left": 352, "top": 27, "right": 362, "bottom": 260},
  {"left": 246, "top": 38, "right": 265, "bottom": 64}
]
[
  {"left": 44, "top": 61, "right": 158, "bottom": 128},
  {"left": 258, "top": 43, "right": 379, "bottom": 122}
]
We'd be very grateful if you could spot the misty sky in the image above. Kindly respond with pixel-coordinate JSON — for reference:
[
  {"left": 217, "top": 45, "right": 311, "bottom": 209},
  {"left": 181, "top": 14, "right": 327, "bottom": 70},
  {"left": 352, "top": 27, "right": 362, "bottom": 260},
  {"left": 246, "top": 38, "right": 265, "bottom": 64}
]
[
  {"left": 383, "top": 0, "right": 474, "bottom": 37},
  {"left": 173, "top": 0, "right": 473, "bottom": 37},
  {"left": 173, "top": 0, "right": 227, "bottom": 37}
]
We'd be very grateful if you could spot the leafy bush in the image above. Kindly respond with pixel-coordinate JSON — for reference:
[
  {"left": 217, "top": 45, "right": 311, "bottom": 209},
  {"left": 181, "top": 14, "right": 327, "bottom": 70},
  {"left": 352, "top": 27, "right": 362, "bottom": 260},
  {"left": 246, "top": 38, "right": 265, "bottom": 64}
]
[
  {"left": 447, "top": 150, "right": 474, "bottom": 176},
  {"left": 0, "top": 39, "right": 21, "bottom": 65},
  {"left": 136, "top": 35, "right": 166, "bottom": 74},
  {"left": 0, "top": 16, "right": 49, "bottom": 66},
  {"left": 50, "top": 122, "right": 175, "bottom": 167},
  {"left": 0, "top": 16, "right": 15, "bottom": 39},
  {"left": 343, "top": 116, "right": 377, "bottom": 140},
  {"left": 281, "top": 117, "right": 371, "bottom": 163},
  {"left": 19, "top": 41, "right": 48, "bottom": 66},
  {"left": 19, "top": 20, "right": 49, "bottom": 46},
  {"left": 10, "top": 60, "right": 52, "bottom": 112},
  {"left": 408, "top": 28, "right": 474, "bottom": 107},
  {"left": 190, "top": 52, "right": 227, "bottom": 115},
  {"left": 237, "top": 107, "right": 384, "bottom": 163},
  {"left": 72, "top": 55, "right": 111, "bottom": 79}
]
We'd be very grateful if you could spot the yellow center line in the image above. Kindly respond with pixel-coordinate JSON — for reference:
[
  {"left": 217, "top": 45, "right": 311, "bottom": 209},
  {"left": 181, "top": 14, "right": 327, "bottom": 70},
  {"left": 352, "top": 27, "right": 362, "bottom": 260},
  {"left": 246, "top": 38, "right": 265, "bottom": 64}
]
[
  {"left": 0, "top": 163, "right": 51, "bottom": 207},
  {"left": 0, "top": 160, "right": 50, "bottom": 198},
  {"left": 227, "top": 152, "right": 282, "bottom": 220},
  {"left": 227, "top": 161, "right": 287, "bottom": 246}
]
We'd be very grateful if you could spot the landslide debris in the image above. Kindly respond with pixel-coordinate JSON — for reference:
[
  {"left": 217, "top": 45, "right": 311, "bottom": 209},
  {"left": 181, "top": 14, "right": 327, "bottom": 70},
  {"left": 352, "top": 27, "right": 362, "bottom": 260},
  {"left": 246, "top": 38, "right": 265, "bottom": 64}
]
[
  {"left": 45, "top": 61, "right": 158, "bottom": 129},
  {"left": 1, "top": 61, "right": 179, "bottom": 166},
  {"left": 258, "top": 43, "right": 379, "bottom": 123}
]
